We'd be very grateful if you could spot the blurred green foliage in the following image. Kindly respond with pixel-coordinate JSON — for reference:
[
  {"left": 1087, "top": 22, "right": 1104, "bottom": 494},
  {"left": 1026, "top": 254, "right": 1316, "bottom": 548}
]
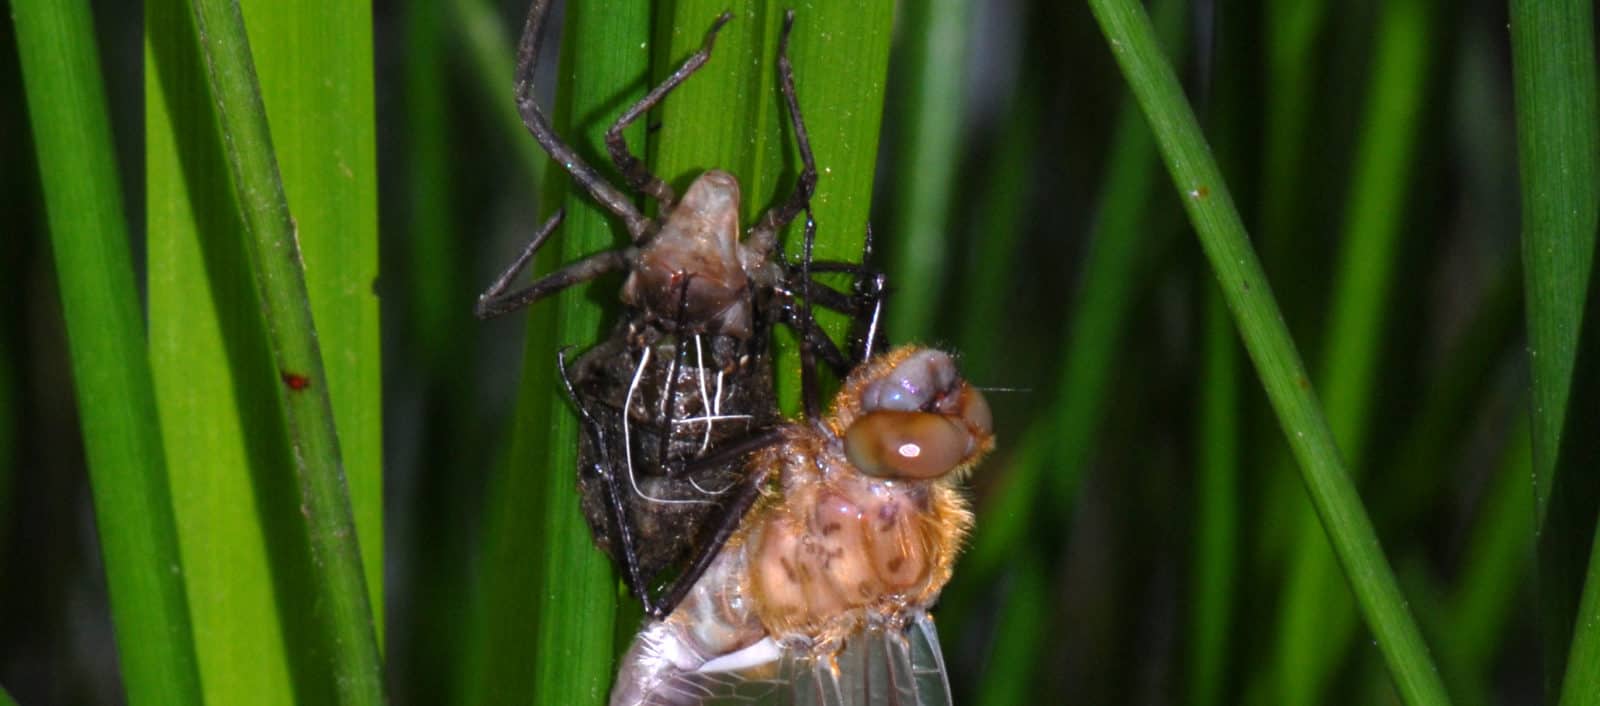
[{"left": 3, "top": 0, "right": 1591, "bottom": 704}]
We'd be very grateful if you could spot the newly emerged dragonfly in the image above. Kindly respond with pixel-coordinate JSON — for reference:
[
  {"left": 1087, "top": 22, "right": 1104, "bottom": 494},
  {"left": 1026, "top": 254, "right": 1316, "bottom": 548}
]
[
  {"left": 479, "top": 0, "right": 878, "bottom": 619},
  {"left": 611, "top": 345, "right": 995, "bottom": 706}
]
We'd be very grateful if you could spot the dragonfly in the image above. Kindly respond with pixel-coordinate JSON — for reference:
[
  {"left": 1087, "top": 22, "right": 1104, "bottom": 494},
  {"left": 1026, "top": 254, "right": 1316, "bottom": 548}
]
[
  {"left": 611, "top": 345, "right": 995, "bottom": 706},
  {"left": 479, "top": 0, "right": 878, "bottom": 619}
]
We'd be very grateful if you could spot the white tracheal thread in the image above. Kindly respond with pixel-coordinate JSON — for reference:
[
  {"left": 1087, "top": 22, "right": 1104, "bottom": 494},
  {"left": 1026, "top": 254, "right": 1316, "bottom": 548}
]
[
  {"left": 685, "top": 350, "right": 738, "bottom": 497},
  {"left": 863, "top": 295, "right": 883, "bottom": 360},
  {"left": 694, "top": 335, "right": 717, "bottom": 453},
  {"left": 687, "top": 470, "right": 737, "bottom": 497},
  {"left": 674, "top": 415, "right": 755, "bottom": 425},
  {"left": 624, "top": 346, "right": 714, "bottom": 506}
]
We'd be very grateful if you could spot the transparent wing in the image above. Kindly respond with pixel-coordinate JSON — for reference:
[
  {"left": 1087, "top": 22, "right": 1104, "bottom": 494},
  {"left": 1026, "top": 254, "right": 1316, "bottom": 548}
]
[{"left": 622, "top": 613, "right": 951, "bottom": 706}]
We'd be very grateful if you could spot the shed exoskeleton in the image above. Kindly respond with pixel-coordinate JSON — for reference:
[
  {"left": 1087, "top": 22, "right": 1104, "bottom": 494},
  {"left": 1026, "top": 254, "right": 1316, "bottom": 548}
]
[{"left": 478, "top": 0, "right": 884, "bottom": 619}]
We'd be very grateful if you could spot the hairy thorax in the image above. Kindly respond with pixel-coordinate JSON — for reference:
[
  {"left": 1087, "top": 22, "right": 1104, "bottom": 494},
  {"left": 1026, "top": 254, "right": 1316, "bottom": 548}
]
[
  {"left": 661, "top": 346, "right": 992, "bottom": 653},
  {"left": 741, "top": 432, "right": 972, "bottom": 643}
]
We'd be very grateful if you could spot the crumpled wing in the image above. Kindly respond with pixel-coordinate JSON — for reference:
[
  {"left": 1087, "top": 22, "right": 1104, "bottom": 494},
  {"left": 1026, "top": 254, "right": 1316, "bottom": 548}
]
[{"left": 619, "top": 613, "right": 951, "bottom": 706}]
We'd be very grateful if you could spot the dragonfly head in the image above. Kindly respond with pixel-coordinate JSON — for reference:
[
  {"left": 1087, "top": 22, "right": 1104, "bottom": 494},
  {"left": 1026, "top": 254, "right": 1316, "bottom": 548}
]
[{"left": 842, "top": 347, "right": 993, "bottom": 481}]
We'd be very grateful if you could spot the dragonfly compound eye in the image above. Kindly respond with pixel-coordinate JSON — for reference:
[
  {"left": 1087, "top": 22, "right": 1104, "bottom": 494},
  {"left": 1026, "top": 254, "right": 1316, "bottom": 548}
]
[
  {"left": 859, "top": 349, "right": 958, "bottom": 413},
  {"left": 844, "top": 410, "right": 972, "bottom": 480},
  {"left": 958, "top": 384, "right": 993, "bottom": 437}
]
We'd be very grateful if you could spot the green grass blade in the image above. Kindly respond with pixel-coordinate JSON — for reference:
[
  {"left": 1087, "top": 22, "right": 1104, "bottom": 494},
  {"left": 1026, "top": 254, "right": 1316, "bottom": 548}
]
[
  {"left": 883, "top": 0, "right": 974, "bottom": 341},
  {"left": 1083, "top": 1, "right": 1449, "bottom": 703},
  {"left": 955, "top": 87, "right": 1036, "bottom": 380},
  {"left": 1444, "top": 418, "right": 1533, "bottom": 698},
  {"left": 0, "top": 335, "right": 10, "bottom": 554},
  {"left": 958, "top": 93, "right": 1160, "bottom": 577},
  {"left": 654, "top": 0, "right": 894, "bottom": 239},
  {"left": 451, "top": 0, "right": 549, "bottom": 186},
  {"left": 406, "top": 4, "right": 544, "bottom": 700},
  {"left": 1189, "top": 290, "right": 1239, "bottom": 706},
  {"left": 1510, "top": 0, "right": 1599, "bottom": 531},
  {"left": 528, "top": 2, "right": 652, "bottom": 702},
  {"left": 236, "top": 0, "right": 384, "bottom": 640},
  {"left": 1371, "top": 261, "right": 1523, "bottom": 524},
  {"left": 186, "top": 0, "right": 384, "bottom": 701},
  {"left": 148, "top": 0, "right": 300, "bottom": 698},
  {"left": 1267, "top": 0, "right": 1438, "bottom": 700},
  {"left": 1256, "top": 0, "right": 1329, "bottom": 270},
  {"left": 779, "top": 3, "right": 893, "bottom": 274},
  {"left": 957, "top": 0, "right": 1184, "bottom": 587},
  {"left": 1310, "top": 0, "right": 1433, "bottom": 488},
  {"left": 11, "top": 0, "right": 204, "bottom": 703},
  {"left": 146, "top": 0, "right": 381, "bottom": 699},
  {"left": 1564, "top": 517, "right": 1600, "bottom": 704},
  {"left": 465, "top": 334, "right": 563, "bottom": 706},
  {"left": 1507, "top": 0, "right": 1600, "bottom": 700},
  {"left": 653, "top": 1, "right": 787, "bottom": 227},
  {"left": 465, "top": 5, "right": 649, "bottom": 702},
  {"left": 402, "top": 0, "right": 459, "bottom": 371},
  {"left": 1382, "top": 413, "right": 1532, "bottom": 706},
  {"left": 930, "top": 68, "right": 1033, "bottom": 642},
  {"left": 391, "top": 0, "right": 466, "bottom": 699},
  {"left": 973, "top": 554, "right": 1049, "bottom": 706}
]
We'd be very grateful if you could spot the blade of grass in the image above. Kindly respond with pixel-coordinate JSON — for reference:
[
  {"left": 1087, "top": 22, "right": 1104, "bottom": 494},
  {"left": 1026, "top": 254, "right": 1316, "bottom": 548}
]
[
  {"left": 146, "top": 0, "right": 382, "bottom": 700},
  {"left": 1256, "top": 0, "right": 1329, "bottom": 274},
  {"left": 189, "top": 0, "right": 384, "bottom": 700},
  {"left": 414, "top": 0, "right": 592, "bottom": 686},
  {"left": 882, "top": 0, "right": 974, "bottom": 341},
  {"left": 776, "top": 0, "right": 894, "bottom": 386},
  {"left": 973, "top": 554, "right": 1050, "bottom": 706},
  {"left": 0, "top": 329, "right": 10, "bottom": 550},
  {"left": 422, "top": 2, "right": 553, "bottom": 691},
  {"left": 463, "top": 325, "right": 563, "bottom": 706},
  {"left": 1371, "top": 261, "right": 1523, "bottom": 524},
  {"left": 1366, "top": 410, "right": 1531, "bottom": 706},
  {"left": 956, "top": 0, "right": 1185, "bottom": 588},
  {"left": 1189, "top": 289, "right": 1239, "bottom": 706},
  {"left": 391, "top": 0, "right": 467, "bottom": 699},
  {"left": 451, "top": 0, "right": 549, "bottom": 186},
  {"left": 11, "top": 0, "right": 204, "bottom": 703},
  {"left": 1266, "top": 0, "right": 1438, "bottom": 701},
  {"left": 1443, "top": 416, "right": 1533, "bottom": 704},
  {"left": 1507, "top": 0, "right": 1600, "bottom": 700},
  {"left": 1559, "top": 343, "right": 1600, "bottom": 701},
  {"left": 781, "top": 2, "right": 893, "bottom": 272},
  {"left": 403, "top": 0, "right": 459, "bottom": 372},
  {"left": 462, "top": 4, "right": 653, "bottom": 703},
  {"left": 235, "top": 0, "right": 384, "bottom": 639},
  {"left": 1562, "top": 474, "right": 1600, "bottom": 704},
  {"left": 654, "top": 1, "right": 786, "bottom": 233},
  {"left": 148, "top": 0, "right": 301, "bottom": 698},
  {"left": 527, "top": 1, "right": 650, "bottom": 702},
  {"left": 955, "top": 84, "right": 1037, "bottom": 381},
  {"left": 1083, "top": 1, "right": 1450, "bottom": 703},
  {"left": 1510, "top": 0, "right": 1599, "bottom": 532},
  {"left": 1187, "top": 8, "right": 1253, "bottom": 699}
]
